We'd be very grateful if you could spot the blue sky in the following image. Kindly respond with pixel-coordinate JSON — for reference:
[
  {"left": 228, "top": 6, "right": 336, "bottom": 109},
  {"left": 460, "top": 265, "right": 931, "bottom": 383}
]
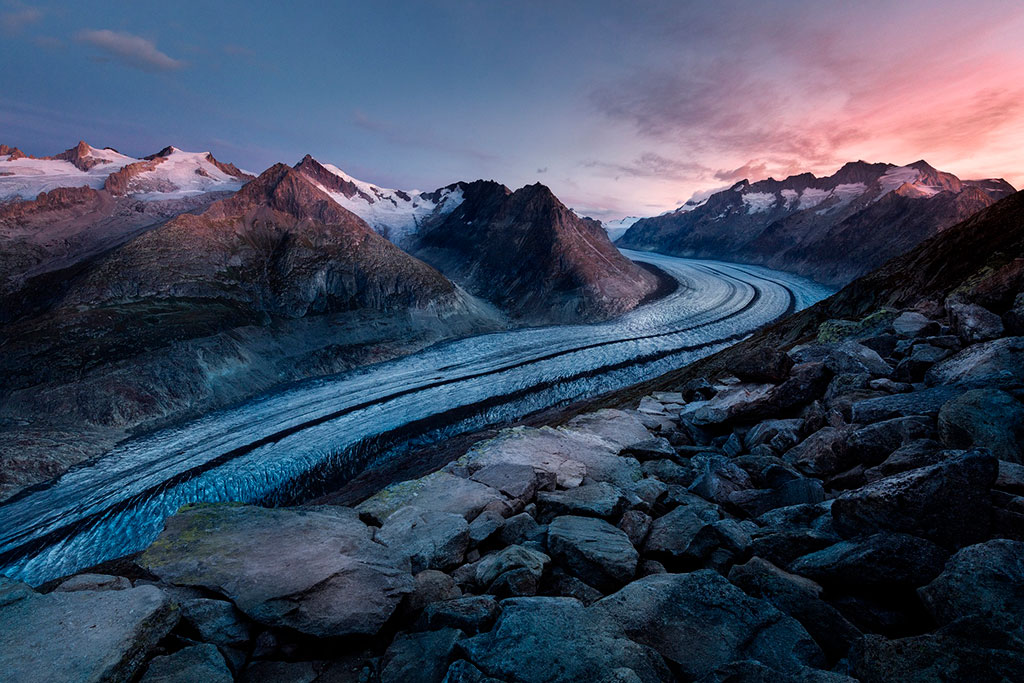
[{"left": 3, "top": 1, "right": 1024, "bottom": 219}]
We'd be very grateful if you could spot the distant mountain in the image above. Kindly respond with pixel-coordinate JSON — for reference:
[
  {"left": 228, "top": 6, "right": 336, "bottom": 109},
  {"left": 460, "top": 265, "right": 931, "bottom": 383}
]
[
  {"left": 602, "top": 216, "right": 642, "bottom": 241},
  {"left": 618, "top": 160, "right": 1016, "bottom": 285},
  {"left": 408, "top": 180, "right": 661, "bottom": 323}
]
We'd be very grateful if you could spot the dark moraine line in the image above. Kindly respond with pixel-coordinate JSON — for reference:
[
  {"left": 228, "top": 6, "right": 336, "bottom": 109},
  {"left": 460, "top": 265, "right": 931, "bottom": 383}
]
[{"left": 0, "top": 263, "right": 795, "bottom": 569}]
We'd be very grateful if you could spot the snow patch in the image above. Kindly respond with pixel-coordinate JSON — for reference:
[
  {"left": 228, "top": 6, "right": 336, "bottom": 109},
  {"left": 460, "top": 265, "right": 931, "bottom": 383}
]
[
  {"left": 798, "top": 187, "right": 830, "bottom": 210},
  {"left": 780, "top": 189, "right": 798, "bottom": 209},
  {"left": 741, "top": 192, "right": 776, "bottom": 214}
]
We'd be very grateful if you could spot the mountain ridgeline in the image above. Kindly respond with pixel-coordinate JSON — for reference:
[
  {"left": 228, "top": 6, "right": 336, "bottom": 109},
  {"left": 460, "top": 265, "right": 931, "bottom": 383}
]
[{"left": 617, "top": 160, "right": 1015, "bottom": 286}]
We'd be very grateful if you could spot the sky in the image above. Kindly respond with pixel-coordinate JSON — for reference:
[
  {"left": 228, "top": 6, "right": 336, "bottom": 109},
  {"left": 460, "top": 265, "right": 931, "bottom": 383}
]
[{"left": 2, "top": 0, "right": 1024, "bottom": 221}]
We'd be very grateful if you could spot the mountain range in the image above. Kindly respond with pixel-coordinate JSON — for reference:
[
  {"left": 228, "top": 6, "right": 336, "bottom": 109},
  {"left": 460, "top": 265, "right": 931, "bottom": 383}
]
[{"left": 616, "top": 160, "right": 1016, "bottom": 285}]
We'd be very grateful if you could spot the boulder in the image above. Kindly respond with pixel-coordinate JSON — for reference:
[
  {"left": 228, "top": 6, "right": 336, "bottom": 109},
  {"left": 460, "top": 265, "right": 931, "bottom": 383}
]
[
  {"left": 470, "top": 463, "right": 548, "bottom": 501},
  {"left": 468, "top": 510, "right": 505, "bottom": 547},
  {"left": 699, "top": 660, "right": 857, "bottom": 682},
  {"left": 617, "top": 510, "right": 653, "bottom": 547},
  {"left": 925, "top": 336, "right": 1024, "bottom": 388},
  {"left": 749, "top": 531, "right": 838, "bottom": 569},
  {"left": 141, "top": 504, "right": 413, "bottom": 637},
  {"left": 826, "top": 341, "right": 893, "bottom": 377},
  {"left": 139, "top": 644, "right": 232, "bottom": 683},
  {"left": 845, "top": 416, "right": 934, "bottom": 467},
  {"left": 728, "top": 557, "right": 862, "bottom": 661},
  {"left": 499, "top": 512, "right": 543, "bottom": 546},
  {"left": 850, "top": 386, "right": 962, "bottom": 422},
  {"left": 243, "top": 661, "right": 318, "bottom": 682},
  {"left": 790, "top": 533, "right": 947, "bottom": 588},
  {"left": 948, "top": 301, "right": 1004, "bottom": 343},
  {"left": 405, "top": 570, "right": 461, "bottom": 613},
  {"left": 489, "top": 568, "right": 539, "bottom": 598},
  {"left": 422, "top": 595, "right": 500, "bottom": 634},
  {"left": 376, "top": 506, "right": 470, "bottom": 573},
  {"left": 938, "top": 388, "right": 1024, "bottom": 463},
  {"left": 0, "top": 579, "right": 178, "bottom": 683},
  {"left": 593, "top": 571, "right": 824, "bottom": 679},
  {"left": 179, "top": 598, "right": 250, "bottom": 647},
  {"left": 458, "top": 597, "right": 670, "bottom": 682},
  {"left": 918, "top": 539, "right": 1024, "bottom": 625},
  {"left": 731, "top": 345, "right": 794, "bottom": 383},
  {"left": 547, "top": 515, "right": 639, "bottom": 590},
  {"left": 745, "top": 419, "right": 803, "bottom": 452},
  {"left": 641, "top": 459, "right": 694, "bottom": 486},
  {"left": 54, "top": 573, "right": 132, "bottom": 593},
  {"left": 895, "top": 344, "right": 952, "bottom": 382},
  {"left": 849, "top": 613, "right": 1024, "bottom": 683},
  {"left": 830, "top": 449, "right": 997, "bottom": 548},
  {"left": 620, "top": 437, "right": 676, "bottom": 462},
  {"left": 1005, "top": 293, "right": 1024, "bottom": 335},
  {"left": 357, "top": 471, "right": 506, "bottom": 524},
  {"left": 565, "top": 409, "right": 657, "bottom": 451},
  {"left": 728, "top": 479, "right": 826, "bottom": 517},
  {"left": 381, "top": 628, "right": 463, "bottom": 683},
  {"left": 536, "top": 482, "right": 628, "bottom": 521},
  {"left": 644, "top": 501, "right": 721, "bottom": 563},
  {"left": 862, "top": 440, "right": 945, "bottom": 481},
  {"left": 892, "top": 311, "right": 939, "bottom": 338},
  {"left": 475, "top": 545, "right": 549, "bottom": 587}
]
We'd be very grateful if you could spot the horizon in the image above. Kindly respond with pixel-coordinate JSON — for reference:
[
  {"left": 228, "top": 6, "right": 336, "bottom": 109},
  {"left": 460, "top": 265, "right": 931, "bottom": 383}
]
[{"left": 3, "top": 0, "right": 1024, "bottom": 220}]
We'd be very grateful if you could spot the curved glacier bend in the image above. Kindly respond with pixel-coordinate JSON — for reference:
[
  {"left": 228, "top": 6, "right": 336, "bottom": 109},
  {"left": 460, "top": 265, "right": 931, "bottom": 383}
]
[{"left": 0, "top": 251, "right": 832, "bottom": 584}]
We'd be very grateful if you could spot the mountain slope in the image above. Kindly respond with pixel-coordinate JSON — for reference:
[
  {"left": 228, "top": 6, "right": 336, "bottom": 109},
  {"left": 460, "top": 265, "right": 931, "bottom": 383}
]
[
  {"left": 618, "top": 160, "right": 1015, "bottom": 285},
  {"left": 409, "top": 180, "right": 661, "bottom": 323}
]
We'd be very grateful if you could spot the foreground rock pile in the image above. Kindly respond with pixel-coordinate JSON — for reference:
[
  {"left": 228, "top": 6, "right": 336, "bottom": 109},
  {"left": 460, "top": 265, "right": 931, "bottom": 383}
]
[{"left": 2, "top": 299, "right": 1024, "bottom": 682}]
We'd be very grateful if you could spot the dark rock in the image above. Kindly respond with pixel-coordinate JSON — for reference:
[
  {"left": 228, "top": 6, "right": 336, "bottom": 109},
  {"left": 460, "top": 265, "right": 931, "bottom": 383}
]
[
  {"left": 689, "top": 454, "right": 755, "bottom": 504},
  {"left": 593, "top": 570, "right": 824, "bottom": 680},
  {"left": 243, "top": 660, "right": 318, "bottom": 682},
  {"left": 684, "top": 519, "right": 753, "bottom": 569},
  {"left": 729, "top": 479, "right": 826, "bottom": 517},
  {"left": 644, "top": 501, "right": 721, "bottom": 563},
  {"left": 756, "top": 502, "right": 834, "bottom": 533},
  {"left": 620, "top": 437, "right": 676, "bottom": 462},
  {"left": 793, "top": 342, "right": 892, "bottom": 377},
  {"left": 381, "top": 628, "right": 462, "bottom": 683},
  {"left": 682, "top": 377, "right": 717, "bottom": 402},
  {"left": 405, "top": 570, "right": 461, "bottom": 613},
  {"left": 997, "top": 460, "right": 1024, "bottom": 494},
  {"left": 0, "top": 579, "right": 178, "bottom": 683},
  {"left": 845, "top": 416, "right": 935, "bottom": 467},
  {"left": 468, "top": 510, "right": 505, "bottom": 548},
  {"left": 925, "top": 336, "right": 1024, "bottom": 388},
  {"left": 469, "top": 463, "right": 544, "bottom": 500},
  {"left": 541, "top": 569, "right": 604, "bottom": 606},
  {"left": 179, "top": 598, "right": 250, "bottom": 647},
  {"left": 698, "top": 660, "right": 856, "bottom": 682},
  {"left": 860, "top": 333, "right": 899, "bottom": 358},
  {"left": 918, "top": 539, "right": 1024, "bottom": 625},
  {"left": 938, "top": 388, "right": 1024, "bottom": 463},
  {"left": 458, "top": 597, "right": 670, "bottom": 682},
  {"left": 948, "top": 301, "right": 1004, "bottom": 343},
  {"left": 617, "top": 510, "right": 653, "bottom": 547},
  {"left": 745, "top": 419, "right": 803, "bottom": 452},
  {"left": 640, "top": 459, "right": 694, "bottom": 486},
  {"left": 850, "top": 386, "right": 962, "bottom": 422},
  {"left": 790, "top": 533, "right": 948, "bottom": 588},
  {"left": 892, "top": 311, "right": 940, "bottom": 338},
  {"left": 499, "top": 512, "right": 543, "bottom": 546},
  {"left": 849, "top": 613, "right": 1024, "bottom": 682},
  {"left": 547, "top": 515, "right": 639, "bottom": 590},
  {"left": 140, "top": 644, "right": 232, "bottom": 683},
  {"left": 868, "top": 378, "right": 914, "bottom": 394},
  {"left": 489, "top": 568, "right": 538, "bottom": 598},
  {"left": 732, "top": 346, "right": 794, "bottom": 383},
  {"left": 628, "top": 478, "right": 668, "bottom": 512},
  {"left": 784, "top": 426, "right": 854, "bottom": 477},
  {"left": 722, "top": 433, "right": 744, "bottom": 457},
  {"left": 831, "top": 449, "right": 997, "bottom": 548},
  {"left": 895, "top": 344, "right": 952, "bottom": 382},
  {"left": 376, "top": 506, "right": 470, "bottom": 573},
  {"left": 750, "top": 531, "right": 838, "bottom": 569},
  {"left": 1005, "top": 293, "right": 1024, "bottom": 335},
  {"left": 441, "top": 659, "right": 495, "bottom": 683},
  {"left": 729, "top": 557, "right": 862, "bottom": 662},
  {"left": 536, "top": 482, "right": 628, "bottom": 521},
  {"left": 54, "top": 573, "right": 132, "bottom": 593},
  {"left": 422, "top": 596, "right": 500, "bottom": 635},
  {"left": 862, "top": 440, "right": 945, "bottom": 481},
  {"left": 475, "top": 545, "right": 549, "bottom": 587}
]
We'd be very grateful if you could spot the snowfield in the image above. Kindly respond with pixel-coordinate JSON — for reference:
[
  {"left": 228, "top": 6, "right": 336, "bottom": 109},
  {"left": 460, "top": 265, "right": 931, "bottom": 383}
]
[{"left": 0, "top": 251, "right": 832, "bottom": 584}]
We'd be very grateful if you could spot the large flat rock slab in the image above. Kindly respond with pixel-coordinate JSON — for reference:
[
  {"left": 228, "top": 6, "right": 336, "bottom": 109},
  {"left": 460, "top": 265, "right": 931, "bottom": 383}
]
[
  {"left": 0, "top": 578, "right": 178, "bottom": 683},
  {"left": 356, "top": 471, "right": 506, "bottom": 524},
  {"left": 140, "top": 504, "right": 413, "bottom": 638}
]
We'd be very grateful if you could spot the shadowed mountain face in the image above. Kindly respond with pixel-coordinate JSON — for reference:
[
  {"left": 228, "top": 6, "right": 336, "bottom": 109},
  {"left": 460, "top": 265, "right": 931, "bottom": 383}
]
[
  {"left": 409, "top": 180, "right": 660, "bottom": 323},
  {"left": 618, "top": 160, "right": 1016, "bottom": 286}
]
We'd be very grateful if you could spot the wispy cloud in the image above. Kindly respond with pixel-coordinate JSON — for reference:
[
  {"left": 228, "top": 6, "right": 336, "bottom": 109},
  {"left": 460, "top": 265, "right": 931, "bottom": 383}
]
[
  {"left": 1, "top": 5, "right": 41, "bottom": 34},
  {"left": 76, "top": 29, "right": 184, "bottom": 72},
  {"left": 583, "top": 152, "right": 710, "bottom": 181}
]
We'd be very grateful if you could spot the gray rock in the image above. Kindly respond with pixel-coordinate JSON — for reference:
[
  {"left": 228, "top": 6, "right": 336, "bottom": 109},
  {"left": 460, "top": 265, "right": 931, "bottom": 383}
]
[
  {"left": 0, "top": 579, "right": 178, "bottom": 683},
  {"left": 644, "top": 501, "right": 721, "bottom": 562},
  {"left": 868, "top": 378, "right": 914, "bottom": 394},
  {"left": 745, "top": 419, "right": 803, "bottom": 451},
  {"left": 499, "top": 512, "right": 543, "bottom": 546},
  {"left": 468, "top": 510, "right": 505, "bottom": 547},
  {"left": 357, "top": 471, "right": 507, "bottom": 524},
  {"left": 949, "top": 301, "right": 1004, "bottom": 343},
  {"left": 827, "top": 341, "right": 893, "bottom": 377},
  {"left": 140, "top": 643, "right": 232, "bottom": 683},
  {"left": 750, "top": 530, "right": 839, "bottom": 570},
  {"left": 475, "top": 545, "right": 549, "bottom": 586},
  {"left": 377, "top": 506, "right": 471, "bottom": 573},
  {"left": 141, "top": 504, "right": 413, "bottom": 637},
  {"left": 729, "top": 479, "right": 826, "bottom": 517},
  {"left": 544, "top": 569, "right": 605, "bottom": 605},
  {"left": 699, "top": 660, "right": 857, "bottom": 682},
  {"left": 54, "top": 573, "right": 132, "bottom": 593},
  {"left": 628, "top": 478, "right": 668, "bottom": 512},
  {"left": 728, "top": 557, "right": 862, "bottom": 662},
  {"left": 488, "top": 567, "right": 538, "bottom": 598},
  {"left": 536, "top": 482, "right": 628, "bottom": 521},
  {"left": 925, "top": 336, "right": 1024, "bottom": 388},
  {"left": 849, "top": 614, "right": 1024, "bottom": 683},
  {"left": 593, "top": 571, "right": 824, "bottom": 680},
  {"left": 918, "top": 539, "right": 1024, "bottom": 625},
  {"left": 791, "top": 533, "right": 947, "bottom": 588},
  {"left": 895, "top": 344, "right": 952, "bottom": 382},
  {"left": 850, "top": 386, "right": 962, "bottom": 422},
  {"left": 863, "top": 440, "right": 945, "bottom": 481},
  {"left": 831, "top": 449, "right": 997, "bottom": 548},
  {"left": 938, "top": 388, "right": 1024, "bottom": 463},
  {"left": 179, "top": 598, "right": 250, "bottom": 647},
  {"left": 997, "top": 459, "right": 1024, "bottom": 494},
  {"left": 547, "top": 515, "right": 639, "bottom": 590},
  {"left": 684, "top": 518, "right": 753, "bottom": 568},
  {"left": 442, "top": 659, "right": 496, "bottom": 683},
  {"left": 382, "top": 628, "right": 462, "bottom": 683},
  {"left": 459, "top": 597, "right": 670, "bottom": 682},
  {"left": 846, "top": 416, "right": 934, "bottom": 466},
  {"left": 892, "top": 311, "right": 939, "bottom": 337},
  {"left": 640, "top": 458, "right": 694, "bottom": 485},
  {"left": 621, "top": 437, "right": 677, "bottom": 461},
  {"left": 689, "top": 454, "right": 755, "bottom": 504},
  {"left": 470, "top": 463, "right": 546, "bottom": 500},
  {"left": 244, "top": 660, "right": 318, "bottom": 683},
  {"left": 423, "top": 595, "right": 500, "bottom": 634}
]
